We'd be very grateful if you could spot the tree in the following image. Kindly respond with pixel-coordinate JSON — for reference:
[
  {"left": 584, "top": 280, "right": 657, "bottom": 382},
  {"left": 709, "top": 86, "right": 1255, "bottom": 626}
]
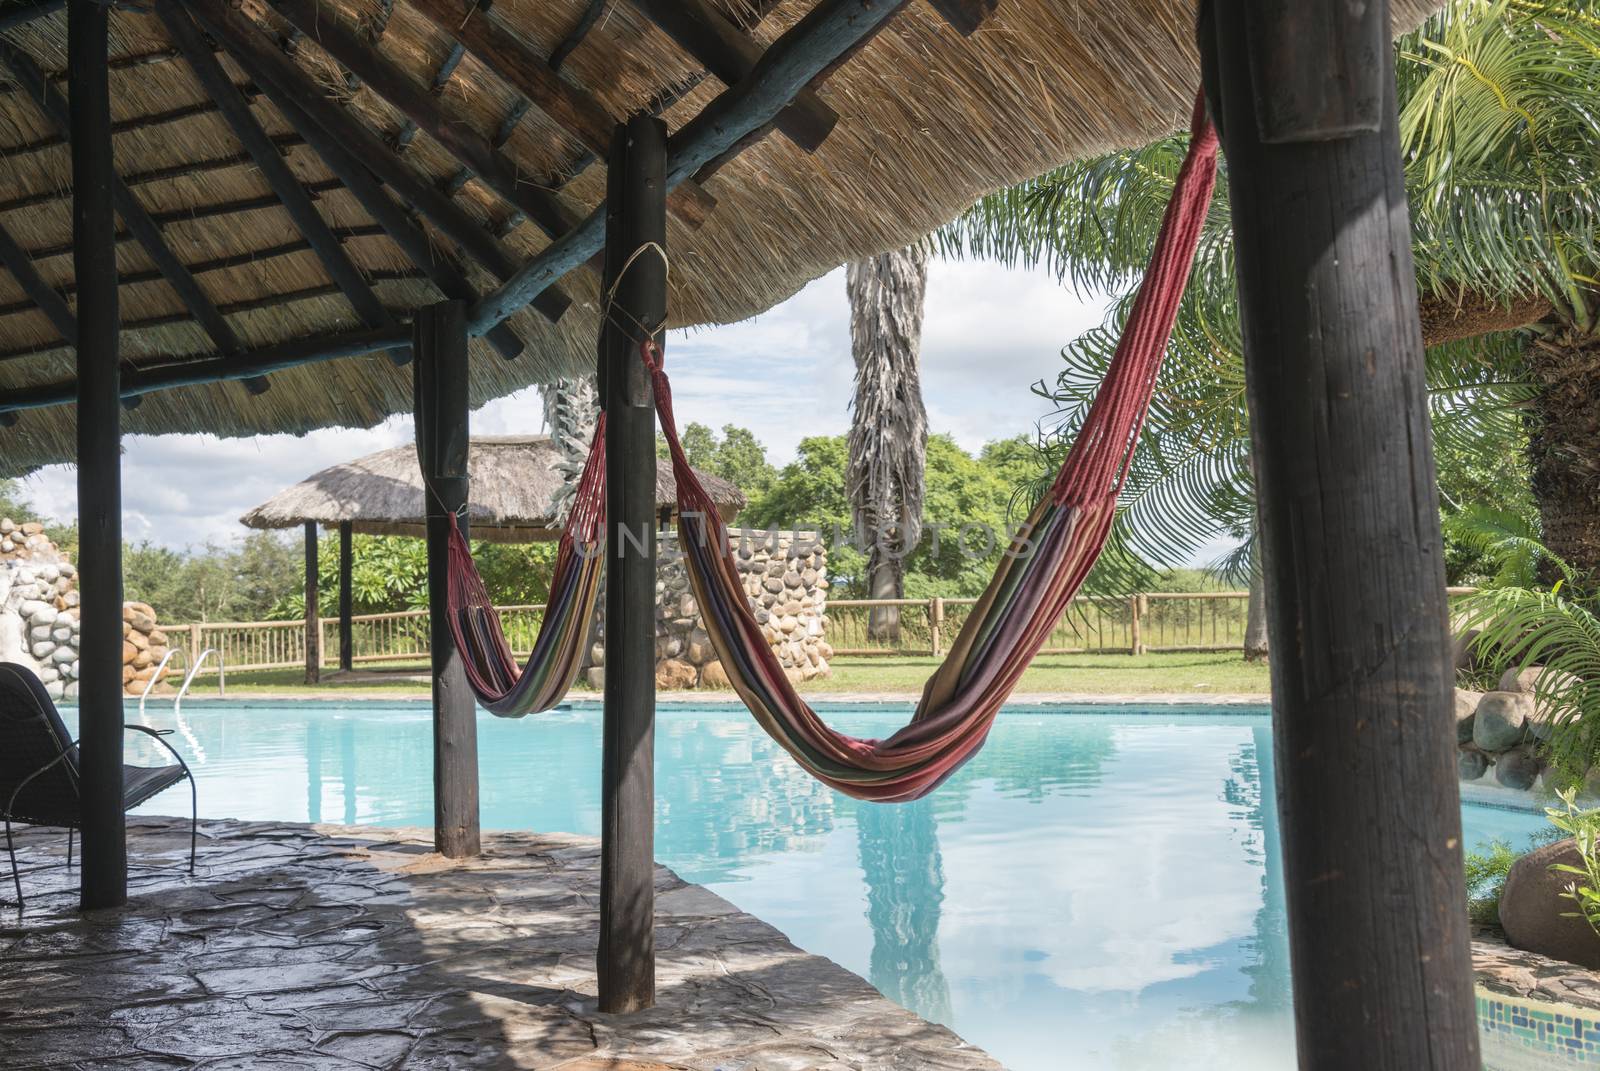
[
  {"left": 940, "top": 0, "right": 1599, "bottom": 589},
  {"left": 846, "top": 244, "right": 930, "bottom": 638},
  {"left": 746, "top": 432, "right": 1037, "bottom": 600},
  {"left": 658, "top": 422, "right": 778, "bottom": 516},
  {"left": 542, "top": 375, "right": 599, "bottom": 524}
]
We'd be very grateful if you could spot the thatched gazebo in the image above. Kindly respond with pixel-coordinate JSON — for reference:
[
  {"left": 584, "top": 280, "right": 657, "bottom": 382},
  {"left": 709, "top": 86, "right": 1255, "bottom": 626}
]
[
  {"left": 238, "top": 434, "right": 745, "bottom": 676},
  {"left": 0, "top": 0, "right": 1479, "bottom": 1055}
]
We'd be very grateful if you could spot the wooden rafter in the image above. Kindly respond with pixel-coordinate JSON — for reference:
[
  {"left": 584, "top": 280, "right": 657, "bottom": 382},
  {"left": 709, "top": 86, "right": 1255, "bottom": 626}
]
[
  {"left": 0, "top": 0, "right": 62, "bottom": 32},
  {"left": 262, "top": 0, "right": 581, "bottom": 243},
  {"left": 0, "top": 134, "right": 308, "bottom": 215},
  {"left": 262, "top": 84, "right": 529, "bottom": 358},
  {"left": 0, "top": 0, "right": 904, "bottom": 415},
  {"left": 0, "top": 223, "right": 75, "bottom": 344},
  {"left": 626, "top": 0, "right": 837, "bottom": 153},
  {"left": 0, "top": 228, "right": 386, "bottom": 319},
  {"left": 159, "top": 2, "right": 410, "bottom": 366},
  {"left": 922, "top": 0, "right": 997, "bottom": 35},
  {"left": 471, "top": 0, "right": 910, "bottom": 332},
  {"left": 0, "top": 85, "right": 262, "bottom": 161},
  {"left": 182, "top": 0, "right": 572, "bottom": 326},
  {"left": 405, "top": 0, "right": 716, "bottom": 225},
  {"left": 0, "top": 34, "right": 263, "bottom": 388},
  {"left": 23, "top": 182, "right": 344, "bottom": 261},
  {"left": 0, "top": 270, "right": 421, "bottom": 362}
]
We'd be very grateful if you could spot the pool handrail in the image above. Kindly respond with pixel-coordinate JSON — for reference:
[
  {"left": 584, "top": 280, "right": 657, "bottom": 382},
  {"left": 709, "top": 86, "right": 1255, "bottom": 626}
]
[{"left": 137, "top": 646, "right": 225, "bottom": 715}]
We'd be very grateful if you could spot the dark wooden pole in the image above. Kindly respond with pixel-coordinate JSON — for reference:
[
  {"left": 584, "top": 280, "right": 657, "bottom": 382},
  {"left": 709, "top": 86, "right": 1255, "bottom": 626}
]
[
  {"left": 338, "top": 521, "right": 354, "bottom": 673},
  {"left": 1204, "top": 2, "right": 1478, "bottom": 1066},
  {"left": 70, "top": 0, "right": 125, "bottom": 912},
  {"left": 413, "top": 300, "right": 480, "bottom": 859},
  {"left": 303, "top": 522, "right": 320, "bottom": 685},
  {"left": 597, "top": 114, "right": 665, "bottom": 1014}
]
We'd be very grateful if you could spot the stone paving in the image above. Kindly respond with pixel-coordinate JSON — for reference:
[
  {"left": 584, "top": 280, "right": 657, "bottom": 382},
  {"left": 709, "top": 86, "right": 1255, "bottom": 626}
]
[{"left": 0, "top": 817, "right": 1002, "bottom": 1071}]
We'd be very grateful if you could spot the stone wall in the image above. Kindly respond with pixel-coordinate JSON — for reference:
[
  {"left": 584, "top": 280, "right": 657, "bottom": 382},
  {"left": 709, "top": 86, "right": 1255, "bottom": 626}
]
[
  {"left": 122, "top": 601, "right": 174, "bottom": 698},
  {"left": 0, "top": 516, "right": 172, "bottom": 700},
  {"left": 586, "top": 528, "right": 832, "bottom": 690}
]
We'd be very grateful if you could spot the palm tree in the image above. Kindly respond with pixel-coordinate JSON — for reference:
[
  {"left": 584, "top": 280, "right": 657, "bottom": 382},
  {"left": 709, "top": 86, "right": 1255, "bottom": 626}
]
[
  {"left": 541, "top": 374, "right": 598, "bottom": 524},
  {"left": 846, "top": 244, "right": 929, "bottom": 639},
  {"left": 941, "top": 0, "right": 1600, "bottom": 585}
]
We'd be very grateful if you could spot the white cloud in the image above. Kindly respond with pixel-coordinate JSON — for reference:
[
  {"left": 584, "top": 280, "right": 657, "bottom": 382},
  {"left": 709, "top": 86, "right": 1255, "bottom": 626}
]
[{"left": 17, "top": 259, "right": 1110, "bottom": 551}]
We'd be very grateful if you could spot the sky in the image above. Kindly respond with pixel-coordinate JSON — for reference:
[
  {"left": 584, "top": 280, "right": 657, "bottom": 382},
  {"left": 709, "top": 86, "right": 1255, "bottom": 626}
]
[{"left": 12, "top": 258, "right": 1112, "bottom": 550}]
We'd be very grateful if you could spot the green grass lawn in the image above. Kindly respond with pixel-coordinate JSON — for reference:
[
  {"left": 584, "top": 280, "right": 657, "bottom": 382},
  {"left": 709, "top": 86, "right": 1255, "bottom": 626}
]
[{"left": 184, "top": 651, "right": 1270, "bottom": 700}]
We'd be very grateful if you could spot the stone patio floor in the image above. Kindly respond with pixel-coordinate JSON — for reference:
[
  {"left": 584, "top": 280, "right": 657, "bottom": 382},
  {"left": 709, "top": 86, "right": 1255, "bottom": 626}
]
[{"left": 0, "top": 817, "right": 1002, "bottom": 1071}]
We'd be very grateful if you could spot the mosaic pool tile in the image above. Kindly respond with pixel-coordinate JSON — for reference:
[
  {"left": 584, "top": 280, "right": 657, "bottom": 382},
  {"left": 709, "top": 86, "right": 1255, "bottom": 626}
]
[{"left": 1480, "top": 987, "right": 1600, "bottom": 1069}]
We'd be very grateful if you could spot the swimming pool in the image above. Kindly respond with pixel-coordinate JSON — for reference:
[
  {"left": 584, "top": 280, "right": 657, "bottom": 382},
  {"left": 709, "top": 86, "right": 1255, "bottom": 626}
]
[{"left": 85, "top": 700, "right": 1548, "bottom": 1071}]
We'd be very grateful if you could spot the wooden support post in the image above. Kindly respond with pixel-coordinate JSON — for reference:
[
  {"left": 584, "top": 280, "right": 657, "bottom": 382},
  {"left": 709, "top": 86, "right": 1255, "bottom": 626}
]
[
  {"left": 1128, "top": 595, "right": 1141, "bottom": 657},
  {"left": 303, "top": 522, "right": 320, "bottom": 685},
  {"left": 597, "top": 115, "right": 666, "bottom": 1014},
  {"left": 1205, "top": 1, "right": 1478, "bottom": 1066},
  {"left": 413, "top": 300, "right": 480, "bottom": 859},
  {"left": 70, "top": 0, "right": 125, "bottom": 912},
  {"left": 339, "top": 521, "right": 354, "bottom": 673}
]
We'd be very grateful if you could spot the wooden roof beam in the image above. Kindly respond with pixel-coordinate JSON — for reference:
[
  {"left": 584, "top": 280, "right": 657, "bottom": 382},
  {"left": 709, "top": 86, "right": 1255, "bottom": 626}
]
[
  {"left": 625, "top": 0, "right": 838, "bottom": 153},
  {"left": 261, "top": 82, "right": 528, "bottom": 358},
  {"left": 160, "top": 2, "right": 409, "bottom": 366},
  {"left": 182, "top": 0, "right": 570, "bottom": 326},
  {"left": 0, "top": 227, "right": 387, "bottom": 317},
  {"left": 0, "top": 0, "right": 63, "bottom": 33},
  {"left": 0, "top": 224, "right": 75, "bottom": 344},
  {"left": 261, "top": 0, "right": 582, "bottom": 244},
  {"left": 0, "top": 0, "right": 901, "bottom": 415},
  {"left": 470, "top": 0, "right": 908, "bottom": 335},
  {"left": 0, "top": 34, "right": 267, "bottom": 393},
  {"left": 0, "top": 85, "right": 263, "bottom": 161},
  {"left": 404, "top": 0, "right": 716, "bottom": 225},
  {"left": 922, "top": 0, "right": 997, "bottom": 35},
  {"left": 0, "top": 270, "right": 422, "bottom": 363}
]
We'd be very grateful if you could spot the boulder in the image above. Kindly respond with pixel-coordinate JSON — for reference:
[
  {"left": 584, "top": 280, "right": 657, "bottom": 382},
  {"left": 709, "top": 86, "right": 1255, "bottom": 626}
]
[
  {"left": 654, "top": 659, "right": 697, "bottom": 690},
  {"left": 699, "top": 661, "right": 731, "bottom": 689},
  {"left": 1495, "top": 748, "right": 1543, "bottom": 791},
  {"left": 1454, "top": 689, "right": 1481, "bottom": 744},
  {"left": 1500, "top": 839, "right": 1600, "bottom": 969},
  {"left": 583, "top": 666, "right": 604, "bottom": 690},
  {"left": 1501, "top": 664, "right": 1585, "bottom": 698},
  {"left": 1474, "top": 691, "right": 1532, "bottom": 751},
  {"left": 1458, "top": 749, "right": 1488, "bottom": 781}
]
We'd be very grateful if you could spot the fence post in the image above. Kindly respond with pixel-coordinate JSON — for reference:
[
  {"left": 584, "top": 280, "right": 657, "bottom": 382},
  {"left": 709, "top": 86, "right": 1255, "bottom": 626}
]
[
  {"left": 188, "top": 622, "right": 201, "bottom": 665},
  {"left": 930, "top": 597, "right": 943, "bottom": 656},
  {"left": 1128, "top": 595, "right": 1142, "bottom": 656}
]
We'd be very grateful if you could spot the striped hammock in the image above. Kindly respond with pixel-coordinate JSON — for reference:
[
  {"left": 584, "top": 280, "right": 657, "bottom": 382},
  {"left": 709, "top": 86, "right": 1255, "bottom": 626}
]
[{"left": 446, "top": 96, "right": 1219, "bottom": 799}]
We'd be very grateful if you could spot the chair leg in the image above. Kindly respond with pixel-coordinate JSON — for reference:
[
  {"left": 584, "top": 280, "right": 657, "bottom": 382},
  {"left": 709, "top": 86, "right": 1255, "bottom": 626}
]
[
  {"left": 4, "top": 818, "right": 21, "bottom": 912},
  {"left": 187, "top": 774, "right": 197, "bottom": 874}
]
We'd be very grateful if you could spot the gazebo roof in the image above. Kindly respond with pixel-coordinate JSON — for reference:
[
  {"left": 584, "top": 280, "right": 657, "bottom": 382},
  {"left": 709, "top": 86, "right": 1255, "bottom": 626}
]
[
  {"left": 239, "top": 434, "right": 746, "bottom": 541},
  {"left": 0, "top": 0, "right": 1438, "bottom": 477}
]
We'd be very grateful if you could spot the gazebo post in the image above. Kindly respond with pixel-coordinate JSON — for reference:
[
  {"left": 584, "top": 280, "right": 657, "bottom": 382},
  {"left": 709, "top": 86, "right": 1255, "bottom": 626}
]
[
  {"left": 338, "top": 521, "right": 354, "bottom": 673},
  {"left": 413, "top": 299, "right": 480, "bottom": 859},
  {"left": 597, "top": 114, "right": 665, "bottom": 1014},
  {"left": 1205, "top": 2, "right": 1478, "bottom": 1066},
  {"left": 303, "top": 522, "right": 320, "bottom": 685},
  {"left": 70, "top": 0, "right": 126, "bottom": 911}
]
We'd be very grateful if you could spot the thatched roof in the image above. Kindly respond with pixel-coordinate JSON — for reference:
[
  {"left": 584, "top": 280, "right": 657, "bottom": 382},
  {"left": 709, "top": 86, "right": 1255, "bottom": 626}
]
[
  {"left": 240, "top": 434, "right": 746, "bottom": 541},
  {"left": 0, "top": 0, "right": 1441, "bottom": 476}
]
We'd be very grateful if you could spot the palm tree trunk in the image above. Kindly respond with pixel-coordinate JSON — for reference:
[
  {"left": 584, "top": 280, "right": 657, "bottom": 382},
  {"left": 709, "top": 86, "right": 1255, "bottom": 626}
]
[
  {"left": 846, "top": 245, "right": 929, "bottom": 641},
  {"left": 1244, "top": 565, "right": 1269, "bottom": 662},
  {"left": 542, "top": 375, "right": 599, "bottom": 524},
  {"left": 1526, "top": 327, "right": 1600, "bottom": 581}
]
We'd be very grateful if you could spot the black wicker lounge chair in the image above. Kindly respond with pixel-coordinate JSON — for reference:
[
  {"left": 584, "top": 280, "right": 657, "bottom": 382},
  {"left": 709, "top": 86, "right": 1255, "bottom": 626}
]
[{"left": 0, "top": 662, "right": 196, "bottom": 909}]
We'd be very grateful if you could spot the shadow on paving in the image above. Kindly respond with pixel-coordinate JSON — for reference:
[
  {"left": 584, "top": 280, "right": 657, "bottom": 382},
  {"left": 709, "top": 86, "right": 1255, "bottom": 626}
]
[{"left": 0, "top": 816, "right": 999, "bottom": 1071}]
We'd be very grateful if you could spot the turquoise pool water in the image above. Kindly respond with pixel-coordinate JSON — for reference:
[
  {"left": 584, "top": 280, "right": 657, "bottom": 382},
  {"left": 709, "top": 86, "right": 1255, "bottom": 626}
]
[{"left": 90, "top": 701, "right": 1547, "bottom": 1071}]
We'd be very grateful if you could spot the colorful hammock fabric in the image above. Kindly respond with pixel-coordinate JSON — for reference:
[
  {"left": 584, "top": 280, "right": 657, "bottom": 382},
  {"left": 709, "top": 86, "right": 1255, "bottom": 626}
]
[
  {"left": 445, "top": 415, "right": 606, "bottom": 717},
  {"left": 445, "top": 93, "right": 1219, "bottom": 799}
]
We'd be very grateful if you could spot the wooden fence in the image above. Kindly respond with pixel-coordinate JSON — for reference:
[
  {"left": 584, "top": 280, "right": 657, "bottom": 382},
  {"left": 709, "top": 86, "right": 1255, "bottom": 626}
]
[{"left": 170, "top": 588, "right": 1479, "bottom": 671}]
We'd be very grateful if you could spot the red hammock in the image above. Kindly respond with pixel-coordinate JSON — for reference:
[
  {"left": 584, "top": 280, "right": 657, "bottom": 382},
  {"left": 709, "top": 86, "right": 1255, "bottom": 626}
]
[{"left": 446, "top": 92, "right": 1219, "bottom": 800}]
